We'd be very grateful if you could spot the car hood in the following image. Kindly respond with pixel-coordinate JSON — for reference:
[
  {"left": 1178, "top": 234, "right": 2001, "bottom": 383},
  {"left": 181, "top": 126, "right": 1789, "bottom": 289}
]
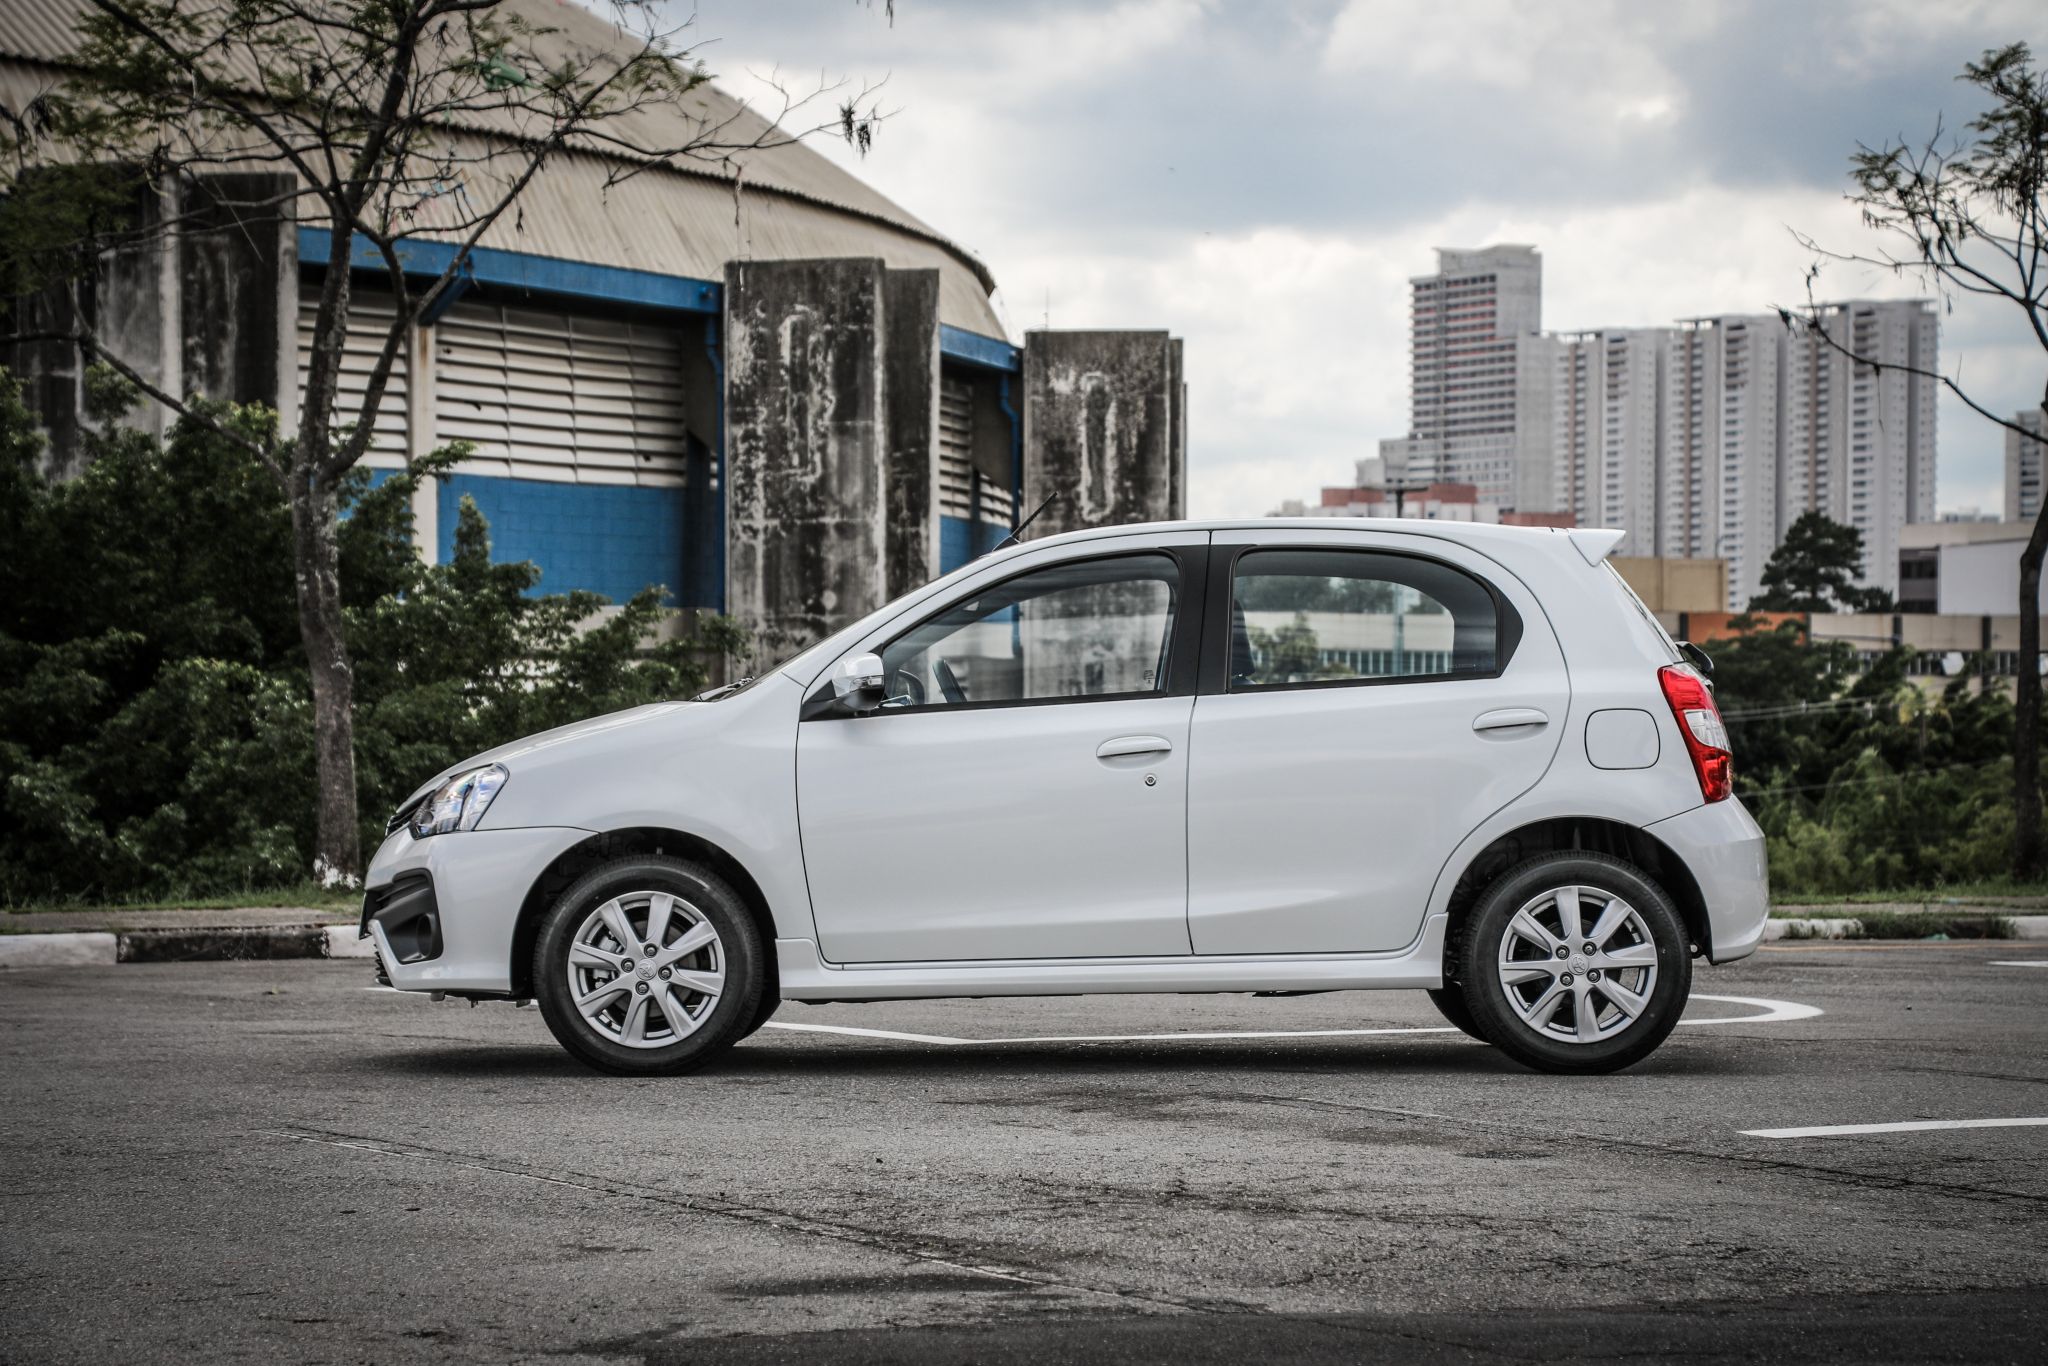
[{"left": 397, "top": 701, "right": 698, "bottom": 813}]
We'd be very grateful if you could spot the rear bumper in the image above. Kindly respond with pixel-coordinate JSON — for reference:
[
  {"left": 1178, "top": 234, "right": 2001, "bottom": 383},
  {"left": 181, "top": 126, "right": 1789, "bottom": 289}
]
[
  {"left": 363, "top": 824, "right": 592, "bottom": 993},
  {"left": 1645, "top": 798, "right": 1769, "bottom": 964}
]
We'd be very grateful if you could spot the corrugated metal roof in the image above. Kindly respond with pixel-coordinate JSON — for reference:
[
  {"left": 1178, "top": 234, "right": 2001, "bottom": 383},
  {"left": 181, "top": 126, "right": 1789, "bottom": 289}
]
[{"left": 0, "top": 0, "right": 1005, "bottom": 334}]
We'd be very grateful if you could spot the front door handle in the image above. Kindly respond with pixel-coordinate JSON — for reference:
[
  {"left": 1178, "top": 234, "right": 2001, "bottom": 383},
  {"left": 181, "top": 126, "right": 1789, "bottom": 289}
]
[
  {"left": 1473, "top": 707, "right": 1549, "bottom": 733},
  {"left": 1096, "top": 735, "right": 1173, "bottom": 759}
]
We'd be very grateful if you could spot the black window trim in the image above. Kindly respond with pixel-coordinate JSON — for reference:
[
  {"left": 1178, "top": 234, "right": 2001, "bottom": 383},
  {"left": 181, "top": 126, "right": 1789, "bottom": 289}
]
[
  {"left": 802, "top": 545, "right": 1212, "bottom": 720},
  {"left": 1198, "top": 542, "right": 1523, "bottom": 696}
]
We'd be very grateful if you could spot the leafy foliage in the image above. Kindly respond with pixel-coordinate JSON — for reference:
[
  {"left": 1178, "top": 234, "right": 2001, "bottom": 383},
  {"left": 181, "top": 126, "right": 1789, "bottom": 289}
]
[
  {"left": 1710, "top": 615, "right": 2031, "bottom": 896},
  {"left": 0, "top": 372, "right": 739, "bottom": 902}
]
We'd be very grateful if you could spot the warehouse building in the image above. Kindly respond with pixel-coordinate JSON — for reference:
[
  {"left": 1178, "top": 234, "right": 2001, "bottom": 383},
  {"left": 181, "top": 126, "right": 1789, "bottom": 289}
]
[{"left": 0, "top": 0, "right": 1186, "bottom": 662}]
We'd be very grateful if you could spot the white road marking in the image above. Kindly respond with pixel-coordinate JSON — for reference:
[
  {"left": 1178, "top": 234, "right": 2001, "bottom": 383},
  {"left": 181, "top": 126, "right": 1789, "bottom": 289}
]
[
  {"left": 1742, "top": 1117, "right": 2048, "bottom": 1139},
  {"left": 1681, "top": 993, "right": 1825, "bottom": 1025},
  {"left": 762, "top": 993, "right": 1821, "bottom": 1047},
  {"left": 1992, "top": 961, "right": 2048, "bottom": 968},
  {"left": 964, "top": 1025, "right": 1465, "bottom": 1045},
  {"left": 763, "top": 1021, "right": 971, "bottom": 1045}
]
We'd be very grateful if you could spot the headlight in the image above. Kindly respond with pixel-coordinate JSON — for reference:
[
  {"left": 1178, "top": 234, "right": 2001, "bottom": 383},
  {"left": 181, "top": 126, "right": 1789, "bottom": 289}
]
[{"left": 409, "top": 764, "right": 509, "bottom": 838}]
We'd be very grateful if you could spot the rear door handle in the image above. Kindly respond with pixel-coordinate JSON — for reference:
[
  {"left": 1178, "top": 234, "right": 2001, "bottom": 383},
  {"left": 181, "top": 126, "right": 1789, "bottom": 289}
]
[
  {"left": 1473, "top": 707, "right": 1549, "bottom": 732},
  {"left": 1096, "top": 735, "right": 1173, "bottom": 759}
]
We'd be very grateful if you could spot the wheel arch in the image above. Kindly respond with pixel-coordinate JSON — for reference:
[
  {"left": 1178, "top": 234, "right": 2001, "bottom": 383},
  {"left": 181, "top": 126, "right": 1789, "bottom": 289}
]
[
  {"left": 1439, "top": 816, "right": 1711, "bottom": 979},
  {"left": 509, "top": 827, "right": 780, "bottom": 998}
]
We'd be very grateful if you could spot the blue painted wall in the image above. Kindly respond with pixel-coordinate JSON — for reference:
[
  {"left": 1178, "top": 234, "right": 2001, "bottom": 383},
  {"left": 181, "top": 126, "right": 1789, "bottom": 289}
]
[
  {"left": 438, "top": 474, "right": 686, "bottom": 604},
  {"left": 939, "top": 515, "right": 1009, "bottom": 573}
]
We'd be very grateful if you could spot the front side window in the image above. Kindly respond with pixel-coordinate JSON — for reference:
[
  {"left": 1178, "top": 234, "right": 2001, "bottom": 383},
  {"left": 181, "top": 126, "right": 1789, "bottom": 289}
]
[
  {"left": 879, "top": 554, "right": 1179, "bottom": 708},
  {"left": 1231, "top": 549, "right": 1500, "bottom": 688}
]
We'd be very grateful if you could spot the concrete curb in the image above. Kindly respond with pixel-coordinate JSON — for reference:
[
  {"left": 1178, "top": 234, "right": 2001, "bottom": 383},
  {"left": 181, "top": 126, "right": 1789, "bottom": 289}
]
[
  {"left": 1, "top": 924, "right": 373, "bottom": 968},
  {"left": 1765, "top": 914, "right": 2048, "bottom": 941}
]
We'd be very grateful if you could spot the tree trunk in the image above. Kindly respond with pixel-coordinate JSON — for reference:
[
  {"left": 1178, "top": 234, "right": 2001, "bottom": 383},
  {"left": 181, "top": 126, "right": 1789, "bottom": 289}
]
[
  {"left": 290, "top": 472, "right": 361, "bottom": 887},
  {"left": 2018, "top": 502, "right": 2048, "bottom": 881}
]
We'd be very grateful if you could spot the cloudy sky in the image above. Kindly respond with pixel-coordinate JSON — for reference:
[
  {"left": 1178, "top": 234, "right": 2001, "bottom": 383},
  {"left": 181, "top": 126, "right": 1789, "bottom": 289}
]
[{"left": 649, "top": 0, "right": 2042, "bottom": 519}]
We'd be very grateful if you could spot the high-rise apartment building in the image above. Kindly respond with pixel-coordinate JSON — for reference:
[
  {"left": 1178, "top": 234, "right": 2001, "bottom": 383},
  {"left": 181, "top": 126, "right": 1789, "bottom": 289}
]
[
  {"left": 2007, "top": 408, "right": 2046, "bottom": 523},
  {"left": 1379, "top": 246, "right": 1546, "bottom": 507},
  {"left": 1664, "top": 315, "right": 1787, "bottom": 609},
  {"left": 1335, "top": 249, "right": 1941, "bottom": 608},
  {"left": 1782, "top": 300, "right": 1939, "bottom": 600},
  {"left": 1548, "top": 328, "right": 1669, "bottom": 555}
]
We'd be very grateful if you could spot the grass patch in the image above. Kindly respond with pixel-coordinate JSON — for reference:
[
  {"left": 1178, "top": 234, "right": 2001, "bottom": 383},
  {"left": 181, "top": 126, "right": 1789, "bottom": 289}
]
[
  {"left": 1772, "top": 879, "right": 2048, "bottom": 907},
  {"left": 2, "top": 882, "right": 360, "bottom": 917}
]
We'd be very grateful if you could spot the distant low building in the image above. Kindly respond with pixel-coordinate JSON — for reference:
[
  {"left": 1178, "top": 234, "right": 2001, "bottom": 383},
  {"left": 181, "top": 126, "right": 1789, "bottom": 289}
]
[
  {"left": 1611, "top": 557, "right": 1727, "bottom": 615},
  {"left": 1898, "top": 521, "right": 2041, "bottom": 616}
]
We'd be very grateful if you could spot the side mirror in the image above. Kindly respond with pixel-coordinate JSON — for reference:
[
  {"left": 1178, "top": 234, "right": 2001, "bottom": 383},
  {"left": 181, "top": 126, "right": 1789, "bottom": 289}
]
[{"left": 831, "top": 653, "right": 887, "bottom": 714}]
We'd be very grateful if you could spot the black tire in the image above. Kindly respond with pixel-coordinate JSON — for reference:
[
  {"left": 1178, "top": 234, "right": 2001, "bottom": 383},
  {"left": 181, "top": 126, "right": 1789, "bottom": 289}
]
[
  {"left": 1458, "top": 852, "right": 1692, "bottom": 1075},
  {"left": 737, "top": 983, "right": 781, "bottom": 1041},
  {"left": 1425, "top": 984, "right": 1488, "bottom": 1042},
  {"left": 533, "top": 855, "right": 764, "bottom": 1076}
]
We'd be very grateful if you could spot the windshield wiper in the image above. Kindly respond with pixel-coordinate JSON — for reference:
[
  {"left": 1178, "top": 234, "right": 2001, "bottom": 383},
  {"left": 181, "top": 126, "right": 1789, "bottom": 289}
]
[{"left": 689, "top": 677, "right": 751, "bottom": 702}]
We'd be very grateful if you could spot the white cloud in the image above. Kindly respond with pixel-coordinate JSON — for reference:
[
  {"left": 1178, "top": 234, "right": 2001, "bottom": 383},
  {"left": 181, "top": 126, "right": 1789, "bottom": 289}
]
[{"left": 652, "top": 0, "right": 2041, "bottom": 521}]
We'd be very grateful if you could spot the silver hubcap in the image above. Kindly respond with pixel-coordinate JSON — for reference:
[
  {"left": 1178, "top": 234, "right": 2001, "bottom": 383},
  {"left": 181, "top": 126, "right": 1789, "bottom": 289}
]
[
  {"left": 1495, "top": 885, "right": 1659, "bottom": 1045},
  {"left": 566, "top": 891, "right": 725, "bottom": 1049}
]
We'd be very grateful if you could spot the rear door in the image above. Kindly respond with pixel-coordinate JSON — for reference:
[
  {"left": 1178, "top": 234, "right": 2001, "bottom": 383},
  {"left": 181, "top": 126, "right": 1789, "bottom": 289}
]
[{"left": 1186, "top": 531, "right": 1569, "bottom": 954}]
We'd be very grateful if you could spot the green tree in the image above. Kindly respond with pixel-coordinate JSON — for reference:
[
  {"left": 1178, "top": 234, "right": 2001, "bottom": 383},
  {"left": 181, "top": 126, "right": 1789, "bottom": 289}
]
[
  {"left": 1, "top": 0, "right": 877, "bottom": 885},
  {"left": 0, "top": 370, "right": 739, "bottom": 901},
  {"left": 1748, "top": 512, "right": 1894, "bottom": 613},
  {"left": 1789, "top": 43, "right": 2048, "bottom": 875}
]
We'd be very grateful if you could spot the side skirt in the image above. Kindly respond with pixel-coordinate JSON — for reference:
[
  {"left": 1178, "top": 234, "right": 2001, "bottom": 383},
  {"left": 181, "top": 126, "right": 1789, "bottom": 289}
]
[{"left": 775, "top": 914, "right": 1447, "bottom": 1001}]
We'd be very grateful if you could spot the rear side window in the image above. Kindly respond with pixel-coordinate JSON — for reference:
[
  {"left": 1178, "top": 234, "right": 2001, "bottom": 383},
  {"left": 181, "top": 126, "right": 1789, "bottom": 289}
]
[{"left": 1230, "top": 549, "right": 1509, "bottom": 688}]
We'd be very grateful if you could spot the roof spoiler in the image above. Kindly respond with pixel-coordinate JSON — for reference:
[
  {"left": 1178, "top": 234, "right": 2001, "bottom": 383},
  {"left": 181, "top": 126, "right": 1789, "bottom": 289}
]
[{"left": 1568, "top": 528, "right": 1627, "bottom": 566}]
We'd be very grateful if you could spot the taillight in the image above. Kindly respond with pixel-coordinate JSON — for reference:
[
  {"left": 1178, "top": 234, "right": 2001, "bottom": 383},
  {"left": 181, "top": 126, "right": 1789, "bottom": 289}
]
[{"left": 1658, "top": 664, "right": 1732, "bottom": 802}]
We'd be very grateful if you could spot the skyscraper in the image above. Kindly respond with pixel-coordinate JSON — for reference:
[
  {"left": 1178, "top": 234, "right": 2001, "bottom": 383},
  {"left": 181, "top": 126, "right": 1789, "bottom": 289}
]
[
  {"left": 2006, "top": 408, "right": 2045, "bottom": 523},
  {"left": 1782, "top": 300, "right": 1939, "bottom": 599},
  {"left": 1380, "top": 246, "right": 1546, "bottom": 507},
  {"left": 1549, "top": 328, "right": 1670, "bottom": 555}
]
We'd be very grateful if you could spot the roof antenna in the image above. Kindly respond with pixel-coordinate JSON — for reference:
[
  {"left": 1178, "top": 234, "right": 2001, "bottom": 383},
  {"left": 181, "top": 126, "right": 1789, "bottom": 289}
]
[{"left": 987, "top": 491, "right": 1058, "bottom": 555}]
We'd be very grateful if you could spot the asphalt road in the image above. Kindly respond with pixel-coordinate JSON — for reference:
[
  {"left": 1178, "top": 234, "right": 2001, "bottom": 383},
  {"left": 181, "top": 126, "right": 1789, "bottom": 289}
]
[{"left": 3, "top": 942, "right": 2045, "bottom": 1364}]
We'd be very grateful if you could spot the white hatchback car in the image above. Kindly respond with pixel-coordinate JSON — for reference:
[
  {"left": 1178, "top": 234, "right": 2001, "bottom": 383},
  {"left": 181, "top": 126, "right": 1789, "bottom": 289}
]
[{"left": 363, "top": 519, "right": 1767, "bottom": 1076}]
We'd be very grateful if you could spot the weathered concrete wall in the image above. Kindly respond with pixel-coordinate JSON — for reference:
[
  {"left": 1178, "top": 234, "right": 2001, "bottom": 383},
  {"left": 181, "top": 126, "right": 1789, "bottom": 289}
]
[
  {"left": 1021, "top": 330, "right": 1186, "bottom": 539},
  {"left": 723, "top": 257, "right": 889, "bottom": 666},
  {"left": 882, "top": 268, "right": 940, "bottom": 598},
  {"left": 179, "top": 173, "right": 293, "bottom": 409},
  {"left": 3, "top": 169, "right": 172, "bottom": 478}
]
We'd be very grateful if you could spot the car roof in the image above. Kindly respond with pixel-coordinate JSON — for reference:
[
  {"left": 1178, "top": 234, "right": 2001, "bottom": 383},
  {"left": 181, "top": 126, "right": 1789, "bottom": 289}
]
[{"left": 1018, "top": 517, "right": 1611, "bottom": 560}]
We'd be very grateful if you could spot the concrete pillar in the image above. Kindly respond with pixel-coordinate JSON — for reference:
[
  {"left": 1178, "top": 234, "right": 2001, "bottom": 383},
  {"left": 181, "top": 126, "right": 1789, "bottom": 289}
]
[
  {"left": 722, "top": 257, "right": 889, "bottom": 666},
  {"left": 1020, "top": 330, "right": 1186, "bottom": 539},
  {"left": 178, "top": 172, "right": 294, "bottom": 410},
  {"left": 2, "top": 166, "right": 174, "bottom": 477},
  {"left": 882, "top": 268, "right": 940, "bottom": 598}
]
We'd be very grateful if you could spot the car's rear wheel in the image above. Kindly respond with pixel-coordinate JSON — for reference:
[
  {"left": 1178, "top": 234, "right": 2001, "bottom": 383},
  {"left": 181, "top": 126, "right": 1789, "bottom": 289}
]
[
  {"left": 534, "top": 855, "right": 763, "bottom": 1076},
  {"left": 1458, "top": 852, "right": 1691, "bottom": 1075},
  {"left": 1425, "top": 984, "right": 1487, "bottom": 1041}
]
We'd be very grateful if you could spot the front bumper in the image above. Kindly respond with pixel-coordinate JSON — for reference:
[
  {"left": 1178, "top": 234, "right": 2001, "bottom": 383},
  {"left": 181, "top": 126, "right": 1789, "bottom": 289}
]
[
  {"left": 362, "top": 824, "right": 592, "bottom": 993},
  {"left": 1644, "top": 798, "right": 1769, "bottom": 964}
]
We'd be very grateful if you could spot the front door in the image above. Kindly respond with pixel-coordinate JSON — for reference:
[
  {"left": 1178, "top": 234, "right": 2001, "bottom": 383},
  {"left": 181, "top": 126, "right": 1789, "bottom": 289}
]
[
  {"left": 1186, "top": 536, "right": 1570, "bottom": 954},
  {"left": 797, "top": 544, "right": 1205, "bottom": 964}
]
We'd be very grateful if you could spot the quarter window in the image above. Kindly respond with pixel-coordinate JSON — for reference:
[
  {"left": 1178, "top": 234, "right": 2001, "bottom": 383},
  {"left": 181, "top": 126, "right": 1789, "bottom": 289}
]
[
  {"left": 1231, "top": 549, "right": 1501, "bottom": 687},
  {"left": 879, "top": 554, "right": 1179, "bottom": 708}
]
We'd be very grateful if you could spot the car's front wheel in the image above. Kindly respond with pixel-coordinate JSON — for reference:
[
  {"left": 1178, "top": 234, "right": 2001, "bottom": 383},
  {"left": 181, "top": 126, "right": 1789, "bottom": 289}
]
[
  {"left": 1458, "top": 852, "right": 1692, "bottom": 1074},
  {"left": 533, "top": 855, "right": 764, "bottom": 1076}
]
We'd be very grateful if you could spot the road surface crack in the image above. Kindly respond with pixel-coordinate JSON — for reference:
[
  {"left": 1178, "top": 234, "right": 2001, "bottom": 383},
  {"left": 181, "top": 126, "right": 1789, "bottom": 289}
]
[{"left": 257, "top": 1124, "right": 1253, "bottom": 1316}]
